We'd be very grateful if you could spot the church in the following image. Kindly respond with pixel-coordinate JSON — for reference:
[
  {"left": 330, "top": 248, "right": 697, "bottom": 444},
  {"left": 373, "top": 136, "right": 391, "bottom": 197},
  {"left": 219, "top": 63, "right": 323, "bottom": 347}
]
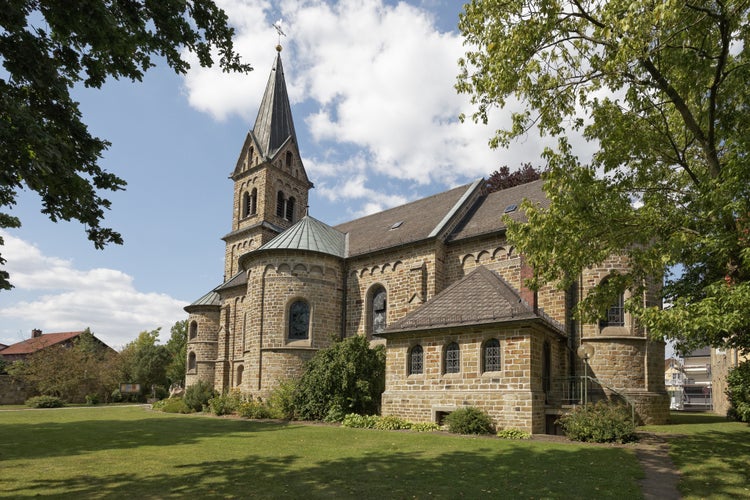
[{"left": 184, "top": 47, "right": 669, "bottom": 433}]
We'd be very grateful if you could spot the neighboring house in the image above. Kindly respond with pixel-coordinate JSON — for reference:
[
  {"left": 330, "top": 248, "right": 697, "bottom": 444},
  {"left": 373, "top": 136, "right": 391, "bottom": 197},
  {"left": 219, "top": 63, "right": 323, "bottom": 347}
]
[
  {"left": 0, "top": 329, "right": 111, "bottom": 362},
  {"left": 682, "top": 347, "right": 712, "bottom": 410},
  {"left": 711, "top": 348, "right": 749, "bottom": 416},
  {"left": 664, "top": 357, "right": 685, "bottom": 410},
  {"left": 184, "top": 47, "right": 669, "bottom": 433}
]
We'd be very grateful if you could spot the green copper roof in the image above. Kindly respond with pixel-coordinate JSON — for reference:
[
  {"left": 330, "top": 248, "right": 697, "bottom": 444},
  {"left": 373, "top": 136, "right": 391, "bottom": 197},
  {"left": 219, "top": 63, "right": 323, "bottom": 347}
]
[
  {"left": 251, "top": 50, "right": 297, "bottom": 159},
  {"left": 259, "top": 215, "right": 346, "bottom": 258}
]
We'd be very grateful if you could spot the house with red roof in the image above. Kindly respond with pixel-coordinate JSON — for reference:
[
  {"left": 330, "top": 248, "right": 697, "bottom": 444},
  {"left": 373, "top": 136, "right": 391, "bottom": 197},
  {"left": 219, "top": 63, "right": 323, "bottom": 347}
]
[{"left": 0, "top": 329, "right": 112, "bottom": 362}]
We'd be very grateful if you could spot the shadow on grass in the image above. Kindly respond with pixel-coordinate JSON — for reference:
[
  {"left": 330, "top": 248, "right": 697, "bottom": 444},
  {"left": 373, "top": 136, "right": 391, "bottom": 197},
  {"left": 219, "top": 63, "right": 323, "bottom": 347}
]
[
  {"left": 8, "top": 446, "right": 641, "bottom": 499},
  {"left": 0, "top": 411, "right": 292, "bottom": 461},
  {"left": 668, "top": 411, "right": 730, "bottom": 425},
  {"left": 669, "top": 428, "right": 750, "bottom": 499}
]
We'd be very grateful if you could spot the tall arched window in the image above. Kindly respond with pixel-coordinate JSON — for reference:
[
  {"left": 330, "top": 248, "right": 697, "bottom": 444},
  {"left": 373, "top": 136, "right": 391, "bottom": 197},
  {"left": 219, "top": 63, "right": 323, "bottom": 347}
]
[
  {"left": 250, "top": 188, "right": 257, "bottom": 215},
  {"left": 482, "top": 338, "right": 501, "bottom": 372},
  {"left": 276, "top": 191, "right": 285, "bottom": 217},
  {"left": 288, "top": 300, "right": 310, "bottom": 340},
  {"left": 444, "top": 342, "right": 460, "bottom": 374},
  {"left": 188, "top": 352, "right": 197, "bottom": 372},
  {"left": 188, "top": 320, "right": 198, "bottom": 340},
  {"left": 286, "top": 196, "right": 296, "bottom": 222},
  {"left": 285, "top": 151, "right": 293, "bottom": 168},
  {"left": 605, "top": 292, "right": 625, "bottom": 327},
  {"left": 371, "top": 286, "right": 387, "bottom": 335},
  {"left": 242, "top": 191, "right": 252, "bottom": 218},
  {"left": 408, "top": 345, "right": 423, "bottom": 375},
  {"left": 236, "top": 365, "right": 244, "bottom": 386}
]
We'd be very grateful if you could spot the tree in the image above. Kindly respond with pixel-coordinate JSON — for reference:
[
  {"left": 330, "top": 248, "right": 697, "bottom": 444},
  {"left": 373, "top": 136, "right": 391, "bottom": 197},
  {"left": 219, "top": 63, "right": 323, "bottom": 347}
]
[
  {"left": 486, "top": 163, "right": 542, "bottom": 193},
  {"left": 165, "top": 320, "right": 187, "bottom": 387},
  {"left": 457, "top": 1, "right": 750, "bottom": 353},
  {"left": 119, "top": 328, "right": 170, "bottom": 395},
  {"left": 0, "top": 0, "right": 251, "bottom": 290}
]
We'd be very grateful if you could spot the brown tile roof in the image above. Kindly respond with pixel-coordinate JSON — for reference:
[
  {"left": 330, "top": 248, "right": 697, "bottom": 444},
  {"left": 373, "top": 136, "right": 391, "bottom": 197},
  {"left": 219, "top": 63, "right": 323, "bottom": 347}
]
[
  {"left": 382, "top": 266, "right": 563, "bottom": 334},
  {"left": 0, "top": 331, "right": 84, "bottom": 356},
  {"left": 449, "top": 179, "right": 548, "bottom": 241},
  {"left": 334, "top": 181, "right": 479, "bottom": 257}
]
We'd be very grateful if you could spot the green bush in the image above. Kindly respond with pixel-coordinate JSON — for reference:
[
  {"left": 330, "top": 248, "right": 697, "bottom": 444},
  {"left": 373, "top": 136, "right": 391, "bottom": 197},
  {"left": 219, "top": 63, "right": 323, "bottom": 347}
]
[
  {"left": 184, "top": 380, "right": 216, "bottom": 412},
  {"left": 85, "top": 394, "right": 99, "bottom": 405},
  {"left": 268, "top": 380, "right": 297, "bottom": 420},
  {"left": 237, "top": 400, "right": 275, "bottom": 419},
  {"left": 726, "top": 361, "right": 750, "bottom": 422},
  {"left": 373, "top": 415, "right": 411, "bottom": 430},
  {"left": 497, "top": 428, "right": 531, "bottom": 440},
  {"left": 110, "top": 389, "right": 123, "bottom": 403},
  {"left": 410, "top": 422, "right": 440, "bottom": 432},
  {"left": 557, "top": 401, "right": 636, "bottom": 443},
  {"left": 341, "top": 413, "right": 379, "bottom": 429},
  {"left": 25, "top": 395, "right": 64, "bottom": 408},
  {"left": 444, "top": 407, "right": 495, "bottom": 435},
  {"left": 152, "top": 397, "right": 191, "bottom": 414},
  {"left": 293, "top": 335, "right": 385, "bottom": 421},
  {"left": 208, "top": 390, "right": 244, "bottom": 416}
]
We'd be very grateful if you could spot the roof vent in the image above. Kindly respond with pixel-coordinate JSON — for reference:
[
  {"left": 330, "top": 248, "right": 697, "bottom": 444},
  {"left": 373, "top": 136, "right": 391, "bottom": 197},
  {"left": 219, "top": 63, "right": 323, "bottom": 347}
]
[
  {"left": 389, "top": 221, "right": 404, "bottom": 230},
  {"left": 504, "top": 204, "right": 518, "bottom": 214}
]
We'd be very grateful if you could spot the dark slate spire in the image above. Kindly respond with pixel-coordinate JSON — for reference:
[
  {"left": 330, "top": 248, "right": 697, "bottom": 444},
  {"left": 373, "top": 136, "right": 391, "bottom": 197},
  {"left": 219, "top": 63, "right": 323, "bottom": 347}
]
[{"left": 252, "top": 46, "right": 297, "bottom": 158}]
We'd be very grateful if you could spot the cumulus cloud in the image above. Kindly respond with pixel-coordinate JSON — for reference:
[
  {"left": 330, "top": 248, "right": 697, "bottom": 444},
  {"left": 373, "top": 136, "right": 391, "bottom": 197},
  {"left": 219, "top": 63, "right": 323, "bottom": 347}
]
[
  {"left": 181, "top": 0, "right": 554, "bottom": 209},
  {"left": 0, "top": 232, "right": 188, "bottom": 349}
]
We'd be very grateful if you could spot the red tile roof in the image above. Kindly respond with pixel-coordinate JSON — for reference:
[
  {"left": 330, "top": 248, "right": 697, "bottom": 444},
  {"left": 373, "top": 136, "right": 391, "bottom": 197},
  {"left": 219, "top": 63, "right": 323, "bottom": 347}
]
[{"left": 0, "top": 331, "right": 84, "bottom": 356}]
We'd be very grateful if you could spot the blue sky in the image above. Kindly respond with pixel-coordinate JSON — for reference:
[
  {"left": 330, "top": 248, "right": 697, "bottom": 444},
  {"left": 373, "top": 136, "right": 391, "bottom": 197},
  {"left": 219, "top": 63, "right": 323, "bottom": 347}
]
[{"left": 1, "top": 0, "right": 569, "bottom": 349}]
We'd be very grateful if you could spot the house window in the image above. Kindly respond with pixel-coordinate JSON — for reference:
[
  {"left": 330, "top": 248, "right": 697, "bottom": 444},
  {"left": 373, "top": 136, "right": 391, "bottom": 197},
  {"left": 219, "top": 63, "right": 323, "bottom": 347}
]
[
  {"left": 288, "top": 300, "right": 310, "bottom": 340},
  {"left": 482, "top": 338, "right": 501, "bottom": 372},
  {"left": 188, "top": 352, "right": 196, "bottom": 372},
  {"left": 371, "top": 286, "right": 387, "bottom": 335},
  {"left": 444, "top": 342, "right": 460, "bottom": 374},
  {"left": 188, "top": 321, "right": 198, "bottom": 340},
  {"left": 286, "top": 196, "right": 296, "bottom": 222},
  {"left": 408, "top": 345, "right": 423, "bottom": 375}
]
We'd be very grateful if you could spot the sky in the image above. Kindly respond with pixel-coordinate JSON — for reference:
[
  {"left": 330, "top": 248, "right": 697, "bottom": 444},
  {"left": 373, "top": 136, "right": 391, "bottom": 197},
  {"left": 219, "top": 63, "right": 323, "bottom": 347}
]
[{"left": 0, "top": 0, "right": 577, "bottom": 350}]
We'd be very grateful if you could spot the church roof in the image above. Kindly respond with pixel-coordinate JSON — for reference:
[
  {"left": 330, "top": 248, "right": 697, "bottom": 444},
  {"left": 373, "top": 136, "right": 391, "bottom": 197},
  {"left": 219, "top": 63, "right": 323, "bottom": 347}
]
[
  {"left": 258, "top": 215, "right": 347, "bottom": 258},
  {"left": 382, "top": 266, "right": 561, "bottom": 334},
  {"left": 251, "top": 50, "right": 297, "bottom": 159},
  {"left": 335, "top": 180, "right": 483, "bottom": 257},
  {"left": 184, "top": 290, "right": 221, "bottom": 312}
]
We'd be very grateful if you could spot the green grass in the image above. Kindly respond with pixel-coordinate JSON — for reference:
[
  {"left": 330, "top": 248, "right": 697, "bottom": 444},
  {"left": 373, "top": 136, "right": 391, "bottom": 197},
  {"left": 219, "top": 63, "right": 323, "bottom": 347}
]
[
  {"left": 0, "top": 406, "right": 642, "bottom": 499},
  {"left": 641, "top": 412, "right": 750, "bottom": 499}
]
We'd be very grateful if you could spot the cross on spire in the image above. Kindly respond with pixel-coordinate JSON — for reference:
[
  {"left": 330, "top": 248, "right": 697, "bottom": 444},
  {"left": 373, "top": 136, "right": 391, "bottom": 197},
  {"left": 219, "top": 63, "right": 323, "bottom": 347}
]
[{"left": 273, "top": 20, "right": 286, "bottom": 50}]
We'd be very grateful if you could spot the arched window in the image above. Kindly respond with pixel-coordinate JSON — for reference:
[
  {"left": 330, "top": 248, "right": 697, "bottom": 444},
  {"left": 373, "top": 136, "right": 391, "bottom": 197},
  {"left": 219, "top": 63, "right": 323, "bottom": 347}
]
[
  {"left": 277, "top": 191, "right": 285, "bottom": 218},
  {"left": 250, "top": 188, "right": 257, "bottom": 215},
  {"left": 242, "top": 191, "right": 251, "bottom": 218},
  {"left": 236, "top": 365, "right": 244, "bottom": 386},
  {"left": 605, "top": 292, "right": 625, "bottom": 327},
  {"left": 286, "top": 196, "right": 296, "bottom": 222},
  {"left": 371, "top": 286, "right": 387, "bottom": 335},
  {"left": 285, "top": 151, "right": 293, "bottom": 168},
  {"left": 408, "top": 345, "right": 423, "bottom": 375},
  {"left": 188, "top": 321, "right": 198, "bottom": 340},
  {"left": 482, "top": 338, "right": 501, "bottom": 372},
  {"left": 248, "top": 146, "right": 254, "bottom": 164},
  {"left": 188, "top": 352, "right": 197, "bottom": 372},
  {"left": 288, "top": 300, "right": 310, "bottom": 340},
  {"left": 444, "top": 342, "right": 460, "bottom": 374}
]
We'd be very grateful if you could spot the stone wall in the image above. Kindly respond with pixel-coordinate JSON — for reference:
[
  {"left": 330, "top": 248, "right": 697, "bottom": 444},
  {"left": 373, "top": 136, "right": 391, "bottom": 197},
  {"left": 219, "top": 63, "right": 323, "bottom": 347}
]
[
  {"left": 185, "top": 307, "right": 220, "bottom": 389},
  {"left": 0, "top": 375, "right": 33, "bottom": 405}
]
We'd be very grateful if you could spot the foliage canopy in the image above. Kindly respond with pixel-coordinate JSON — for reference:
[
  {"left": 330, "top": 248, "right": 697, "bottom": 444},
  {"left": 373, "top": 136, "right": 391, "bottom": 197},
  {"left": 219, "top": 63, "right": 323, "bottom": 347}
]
[
  {"left": 458, "top": 0, "right": 750, "bottom": 352},
  {"left": 0, "top": 0, "right": 251, "bottom": 290}
]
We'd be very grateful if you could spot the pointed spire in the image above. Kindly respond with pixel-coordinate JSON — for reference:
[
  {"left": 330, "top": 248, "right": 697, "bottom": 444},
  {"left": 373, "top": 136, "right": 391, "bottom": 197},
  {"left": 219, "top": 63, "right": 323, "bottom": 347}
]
[{"left": 251, "top": 47, "right": 297, "bottom": 159}]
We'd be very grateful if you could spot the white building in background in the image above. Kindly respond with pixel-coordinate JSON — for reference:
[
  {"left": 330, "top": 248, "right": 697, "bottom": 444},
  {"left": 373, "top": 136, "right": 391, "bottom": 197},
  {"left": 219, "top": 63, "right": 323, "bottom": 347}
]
[{"left": 682, "top": 347, "right": 712, "bottom": 410}]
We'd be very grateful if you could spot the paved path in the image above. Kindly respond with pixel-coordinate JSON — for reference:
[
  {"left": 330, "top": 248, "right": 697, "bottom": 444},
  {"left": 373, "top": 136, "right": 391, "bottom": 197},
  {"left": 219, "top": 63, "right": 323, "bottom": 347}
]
[{"left": 636, "top": 433, "right": 681, "bottom": 500}]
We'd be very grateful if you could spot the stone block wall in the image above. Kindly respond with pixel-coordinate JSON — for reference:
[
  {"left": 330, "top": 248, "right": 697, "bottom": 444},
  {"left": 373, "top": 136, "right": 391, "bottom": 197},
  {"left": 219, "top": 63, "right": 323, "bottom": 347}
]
[{"left": 185, "top": 307, "right": 220, "bottom": 389}]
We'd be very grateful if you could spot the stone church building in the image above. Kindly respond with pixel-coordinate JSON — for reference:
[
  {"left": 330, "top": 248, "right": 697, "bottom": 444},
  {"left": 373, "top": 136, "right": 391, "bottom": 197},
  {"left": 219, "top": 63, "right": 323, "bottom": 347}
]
[{"left": 185, "top": 48, "right": 668, "bottom": 433}]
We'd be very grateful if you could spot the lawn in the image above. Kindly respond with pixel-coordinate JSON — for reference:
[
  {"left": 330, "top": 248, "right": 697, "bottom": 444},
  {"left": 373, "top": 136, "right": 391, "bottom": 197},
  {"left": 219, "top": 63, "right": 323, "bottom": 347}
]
[
  {"left": 0, "top": 406, "right": 643, "bottom": 499},
  {"left": 641, "top": 412, "right": 750, "bottom": 500}
]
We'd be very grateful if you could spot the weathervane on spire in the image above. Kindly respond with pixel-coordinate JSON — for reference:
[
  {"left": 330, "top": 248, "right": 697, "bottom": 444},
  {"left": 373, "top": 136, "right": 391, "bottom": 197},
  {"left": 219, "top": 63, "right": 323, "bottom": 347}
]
[{"left": 273, "top": 20, "right": 286, "bottom": 51}]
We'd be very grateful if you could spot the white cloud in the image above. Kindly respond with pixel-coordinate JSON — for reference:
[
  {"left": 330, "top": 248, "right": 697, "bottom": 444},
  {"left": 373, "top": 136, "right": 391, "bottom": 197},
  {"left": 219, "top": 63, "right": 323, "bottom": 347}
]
[{"left": 0, "top": 232, "right": 188, "bottom": 350}]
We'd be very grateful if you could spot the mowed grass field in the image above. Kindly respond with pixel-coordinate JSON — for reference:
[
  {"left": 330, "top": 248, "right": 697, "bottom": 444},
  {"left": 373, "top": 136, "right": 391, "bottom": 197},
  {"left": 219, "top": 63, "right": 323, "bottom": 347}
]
[{"left": 0, "top": 406, "right": 643, "bottom": 499}]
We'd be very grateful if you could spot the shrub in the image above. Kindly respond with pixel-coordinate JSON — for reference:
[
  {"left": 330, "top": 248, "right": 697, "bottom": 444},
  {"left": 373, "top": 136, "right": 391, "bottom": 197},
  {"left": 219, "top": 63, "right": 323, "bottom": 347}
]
[
  {"left": 237, "top": 400, "right": 275, "bottom": 419},
  {"left": 373, "top": 415, "right": 411, "bottom": 430},
  {"left": 152, "top": 397, "right": 191, "bottom": 414},
  {"left": 293, "top": 335, "right": 385, "bottom": 421},
  {"left": 410, "top": 422, "right": 440, "bottom": 432},
  {"left": 726, "top": 361, "right": 750, "bottom": 422},
  {"left": 444, "top": 407, "right": 495, "bottom": 435},
  {"left": 184, "top": 380, "right": 216, "bottom": 412},
  {"left": 557, "top": 401, "right": 636, "bottom": 443},
  {"left": 208, "top": 390, "right": 244, "bottom": 416},
  {"left": 85, "top": 394, "right": 100, "bottom": 405},
  {"left": 497, "top": 428, "right": 531, "bottom": 440},
  {"left": 341, "top": 413, "right": 379, "bottom": 429},
  {"left": 25, "top": 395, "right": 64, "bottom": 408},
  {"left": 110, "top": 389, "right": 123, "bottom": 403},
  {"left": 268, "top": 379, "right": 297, "bottom": 420}
]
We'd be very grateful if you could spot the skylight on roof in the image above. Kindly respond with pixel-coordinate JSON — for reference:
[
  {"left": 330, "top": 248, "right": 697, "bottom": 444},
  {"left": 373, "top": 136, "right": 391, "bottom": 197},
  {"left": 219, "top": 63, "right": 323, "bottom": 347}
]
[
  {"left": 504, "top": 204, "right": 518, "bottom": 214},
  {"left": 390, "top": 221, "right": 404, "bottom": 230}
]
